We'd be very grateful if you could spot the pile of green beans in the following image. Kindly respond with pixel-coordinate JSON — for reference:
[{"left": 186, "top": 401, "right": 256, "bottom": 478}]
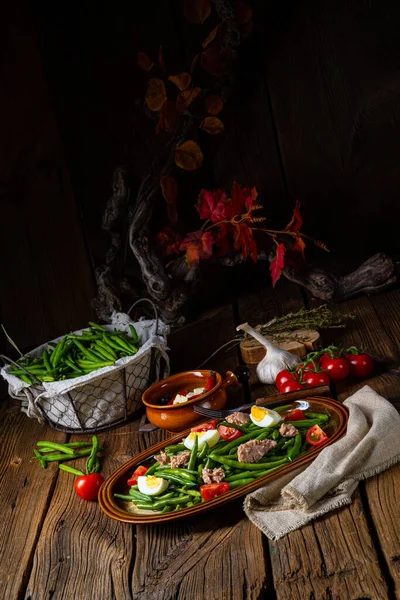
[
  {"left": 8, "top": 322, "right": 140, "bottom": 385},
  {"left": 32, "top": 435, "right": 103, "bottom": 474},
  {"left": 114, "top": 410, "right": 331, "bottom": 513}
]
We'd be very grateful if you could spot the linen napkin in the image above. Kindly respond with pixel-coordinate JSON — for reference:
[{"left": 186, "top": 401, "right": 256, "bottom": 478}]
[{"left": 244, "top": 385, "right": 400, "bottom": 540}]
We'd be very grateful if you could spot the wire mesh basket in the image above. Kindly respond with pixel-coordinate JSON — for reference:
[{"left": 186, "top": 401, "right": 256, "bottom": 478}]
[{"left": 0, "top": 299, "right": 169, "bottom": 434}]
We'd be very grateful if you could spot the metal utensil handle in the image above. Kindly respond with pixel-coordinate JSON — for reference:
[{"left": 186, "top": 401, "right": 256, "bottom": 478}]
[
  {"left": 0, "top": 354, "right": 42, "bottom": 384},
  {"left": 127, "top": 298, "right": 159, "bottom": 336}
]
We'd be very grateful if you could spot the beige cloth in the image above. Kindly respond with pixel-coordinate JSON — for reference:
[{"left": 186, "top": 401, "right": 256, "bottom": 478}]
[{"left": 244, "top": 385, "right": 400, "bottom": 540}]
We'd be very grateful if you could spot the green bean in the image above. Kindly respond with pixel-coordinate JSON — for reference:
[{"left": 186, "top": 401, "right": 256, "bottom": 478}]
[
  {"left": 304, "top": 412, "right": 329, "bottom": 421},
  {"left": 154, "top": 491, "right": 177, "bottom": 500},
  {"left": 64, "top": 357, "right": 82, "bottom": 373},
  {"left": 275, "top": 404, "right": 294, "bottom": 413},
  {"left": 59, "top": 464, "right": 84, "bottom": 476},
  {"left": 128, "top": 490, "right": 155, "bottom": 503},
  {"left": 129, "top": 324, "right": 139, "bottom": 344},
  {"left": 229, "top": 478, "right": 255, "bottom": 489},
  {"left": 153, "top": 472, "right": 196, "bottom": 487},
  {"left": 285, "top": 419, "right": 325, "bottom": 428},
  {"left": 95, "top": 340, "right": 117, "bottom": 359},
  {"left": 36, "top": 441, "right": 75, "bottom": 455},
  {"left": 198, "top": 462, "right": 204, "bottom": 475},
  {"left": 39, "top": 448, "right": 95, "bottom": 462},
  {"left": 197, "top": 442, "right": 209, "bottom": 463},
  {"left": 176, "top": 487, "right": 202, "bottom": 497},
  {"left": 164, "top": 444, "right": 186, "bottom": 453},
  {"left": 282, "top": 438, "right": 295, "bottom": 449},
  {"left": 162, "top": 505, "right": 172, "bottom": 513},
  {"left": 288, "top": 433, "right": 302, "bottom": 461},
  {"left": 146, "top": 462, "right": 160, "bottom": 475},
  {"left": 205, "top": 457, "right": 215, "bottom": 469},
  {"left": 72, "top": 339, "right": 102, "bottom": 362},
  {"left": 43, "top": 350, "right": 52, "bottom": 373},
  {"left": 212, "top": 429, "right": 265, "bottom": 456},
  {"left": 77, "top": 360, "right": 114, "bottom": 369},
  {"left": 271, "top": 429, "right": 280, "bottom": 440},
  {"left": 33, "top": 449, "right": 46, "bottom": 469},
  {"left": 155, "top": 468, "right": 196, "bottom": 481},
  {"left": 101, "top": 334, "right": 126, "bottom": 353},
  {"left": 89, "top": 321, "right": 107, "bottom": 332},
  {"left": 86, "top": 435, "right": 99, "bottom": 474},
  {"left": 152, "top": 495, "right": 191, "bottom": 510},
  {"left": 37, "top": 375, "right": 55, "bottom": 382},
  {"left": 187, "top": 434, "right": 198, "bottom": 471},
  {"left": 20, "top": 375, "right": 34, "bottom": 385},
  {"left": 217, "top": 421, "right": 248, "bottom": 434},
  {"left": 209, "top": 454, "right": 289, "bottom": 471},
  {"left": 111, "top": 336, "right": 135, "bottom": 353},
  {"left": 114, "top": 493, "right": 151, "bottom": 505}
]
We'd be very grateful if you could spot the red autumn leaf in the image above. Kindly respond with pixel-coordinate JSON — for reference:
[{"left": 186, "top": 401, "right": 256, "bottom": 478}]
[
  {"left": 200, "top": 45, "right": 223, "bottom": 76},
  {"left": 160, "top": 176, "right": 178, "bottom": 223},
  {"left": 184, "top": 0, "right": 211, "bottom": 24},
  {"left": 176, "top": 87, "right": 202, "bottom": 114},
  {"left": 235, "top": 1, "right": 253, "bottom": 24},
  {"left": 180, "top": 230, "right": 214, "bottom": 267},
  {"left": 145, "top": 79, "right": 167, "bottom": 112},
  {"left": 245, "top": 187, "right": 259, "bottom": 210},
  {"left": 205, "top": 95, "right": 224, "bottom": 115},
  {"left": 175, "top": 140, "right": 203, "bottom": 171},
  {"left": 227, "top": 182, "right": 251, "bottom": 217},
  {"left": 168, "top": 72, "right": 192, "bottom": 91},
  {"left": 202, "top": 25, "right": 221, "bottom": 49},
  {"left": 200, "top": 117, "right": 224, "bottom": 134},
  {"left": 293, "top": 236, "right": 306, "bottom": 259},
  {"left": 138, "top": 52, "right": 154, "bottom": 72},
  {"left": 285, "top": 200, "right": 303, "bottom": 233},
  {"left": 155, "top": 227, "right": 182, "bottom": 256},
  {"left": 156, "top": 101, "right": 177, "bottom": 134},
  {"left": 214, "top": 222, "right": 231, "bottom": 256},
  {"left": 270, "top": 243, "right": 286, "bottom": 287},
  {"left": 234, "top": 223, "right": 258, "bottom": 262},
  {"left": 159, "top": 45, "right": 166, "bottom": 72},
  {"left": 196, "top": 189, "right": 228, "bottom": 223}
]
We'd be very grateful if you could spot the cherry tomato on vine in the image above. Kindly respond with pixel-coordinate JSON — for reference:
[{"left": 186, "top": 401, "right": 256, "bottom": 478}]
[
  {"left": 347, "top": 353, "right": 374, "bottom": 379},
  {"left": 322, "top": 357, "right": 350, "bottom": 382},
  {"left": 218, "top": 425, "right": 243, "bottom": 441},
  {"left": 74, "top": 473, "right": 105, "bottom": 501},
  {"left": 303, "top": 371, "right": 331, "bottom": 388},
  {"left": 319, "top": 351, "right": 341, "bottom": 369},
  {"left": 280, "top": 380, "right": 304, "bottom": 394},
  {"left": 276, "top": 369, "right": 296, "bottom": 390}
]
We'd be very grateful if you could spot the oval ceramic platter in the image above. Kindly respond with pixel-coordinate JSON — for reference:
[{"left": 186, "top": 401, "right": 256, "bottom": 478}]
[{"left": 98, "top": 396, "right": 348, "bottom": 524}]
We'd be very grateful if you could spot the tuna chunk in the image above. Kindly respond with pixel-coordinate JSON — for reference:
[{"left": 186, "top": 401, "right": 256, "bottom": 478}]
[
  {"left": 202, "top": 467, "right": 226, "bottom": 484},
  {"left": 279, "top": 423, "right": 299, "bottom": 438},
  {"left": 170, "top": 451, "right": 191, "bottom": 469},
  {"left": 226, "top": 411, "right": 251, "bottom": 425},
  {"left": 154, "top": 451, "right": 169, "bottom": 466},
  {"left": 237, "top": 439, "right": 277, "bottom": 463}
]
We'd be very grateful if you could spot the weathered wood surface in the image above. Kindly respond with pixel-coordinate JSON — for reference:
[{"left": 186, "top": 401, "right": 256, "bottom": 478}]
[{"left": 1, "top": 288, "right": 400, "bottom": 600}]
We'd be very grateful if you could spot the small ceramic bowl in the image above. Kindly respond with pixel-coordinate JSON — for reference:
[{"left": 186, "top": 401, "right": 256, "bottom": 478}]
[{"left": 142, "top": 369, "right": 238, "bottom": 431}]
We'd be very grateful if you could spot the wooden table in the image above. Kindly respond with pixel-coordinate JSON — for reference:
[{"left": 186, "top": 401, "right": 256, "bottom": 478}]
[{"left": 1, "top": 284, "right": 400, "bottom": 600}]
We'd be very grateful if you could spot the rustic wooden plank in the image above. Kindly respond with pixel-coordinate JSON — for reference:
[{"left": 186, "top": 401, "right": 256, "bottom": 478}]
[
  {"left": 0, "top": 399, "right": 67, "bottom": 600},
  {"left": 132, "top": 501, "right": 270, "bottom": 600},
  {"left": 269, "top": 489, "right": 389, "bottom": 600},
  {"left": 369, "top": 288, "right": 400, "bottom": 353},
  {"left": 24, "top": 420, "right": 150, "bottom": 600},
  {"left": 0, "top": 2, "right": 95, "bottom": 353}
]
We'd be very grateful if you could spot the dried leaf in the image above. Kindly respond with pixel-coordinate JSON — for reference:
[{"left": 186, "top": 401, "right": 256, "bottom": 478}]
[
  {"left": 228, "top": 181, "right": 251, "bottom": 217},
  {"left": 184, "top": 0, "right": 211, "bottom": 24},
  {"left": 200, "top": 45, "right": 223, "bottom": 76},
  {"left": 235, "top": 1, "right": 253, "bottom": 24},
  {"left": 270, "top": 243, "right": 286, "bottom": 287},
  {"left": 155, "top": 227, "right": 182, "bottom": 256},
  {"left": 234, "top": 223, "right": 258, "bottom": 262},
  {"left": 138, "top": 52, "right": 154, "bottom": 72},
  {"left": 190, "top": 53, "right": 200, "bottom": 73},
  {"left": 175, "top": 140, "right": 204, "bottom": 171},
  {"left": 145, "top": 78, "right": 167, "bottom": 112},
  {"left": 180, "top": 230, "right": 214, "bottom": 267},
  {"left": 200, "top": 116, "right": 224, "bottom": 134},
  {"left": 245, "top": 187, "right": 259, "bottom": 210},
  {"left": 160, "top": 176, "right": 178, "bottom": 223},
  {"left": 176, "top": 87, "right": 201, "bottom": 114},
  {"left": 202, "top": 25, "right": 221, "bottom": 48},
  {"left": 314, "top": 239, "right": 330, "bottom": 252},
  {"left": 159, "top": 45, "right": 166, "bottom": 72},
  {"left": 196, "top": 188, "right": 228, "bottom": 223},
  {"left": 293, "top": 236, "right": 306, "bottom": 259},
  {"left": 156, "top": 101, "right": 177, "bottom": 134},
  {"left": 168, "top": 72, "right": 192, "bottom": 91},
  {"left": 284, "top": 200, "right": 303, "bottom": 233},
  {"left": 205, "top": 95, "right": 224, "bottom": 115}
]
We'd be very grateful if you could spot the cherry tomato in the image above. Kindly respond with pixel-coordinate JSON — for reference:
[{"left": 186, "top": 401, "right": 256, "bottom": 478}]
[
  {"left": 74, "top": 473, "right": 105, "bottom": 501},
  {"left": 280, "top": 380, "right": 304, "bottom": 394},
  {"left": 305, "top": 424, "right": 329, "bottom": 447},
  {"left": 276, "top": 369, "right": 296, "bottom": 390},
  {"left": 127, "top": 465, "right": 149, "bottom": 487},
  {"left": 191, "top": 420, "right": 217, "bottom": 432},
  {"left": 347, "top": 353, "right": 374, "bottom": 379},
  {"left": 200, "top": 482, "right": 230, "bottom": 501},
  {"left": 296, "top": 361, "right": 319, "bottom": 373},
  {"left": 284, "top": 408, "right": 305, "bottom": 421},
  {"left": 303, "top": 371, "right": 331, "bottom": 388},
  {"left": 218, "top": 425, "right": 243, "bottom": 441},
  {"left": 322, "top": 357, "right": 350, "bottom": 383},
  {"left": 319, "top": 351, "right": 341, "bottom": 369}
]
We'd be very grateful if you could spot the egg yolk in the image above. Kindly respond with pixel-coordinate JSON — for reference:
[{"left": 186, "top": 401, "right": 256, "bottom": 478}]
[
  {"left": 145, "top": 476, "right": 162, "bottom": 488},
  {"left": 187, "top": 431, "right": 207, "bottom": 441},
  {"left": 251, "top": 406, "right": 269, "bottom": 422}
]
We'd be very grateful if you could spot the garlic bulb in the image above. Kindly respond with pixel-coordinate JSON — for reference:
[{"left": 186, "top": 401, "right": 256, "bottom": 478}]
[{"left": 237, "top": 322, "right": 301, "bottom": 384}]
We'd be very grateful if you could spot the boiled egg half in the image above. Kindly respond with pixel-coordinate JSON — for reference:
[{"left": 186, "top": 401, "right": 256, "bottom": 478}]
[
  {"left": 183, "top": 429, "right": 220, "bottom": 450},
  {"left": 137, "top": 475, "right": 169, "bottom": 496},
  {"left": 250, "top": 406, "right": 282, "bottom": 428}
]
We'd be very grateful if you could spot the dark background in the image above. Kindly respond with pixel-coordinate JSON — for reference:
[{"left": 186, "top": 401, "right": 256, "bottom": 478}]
[{"left": 1, "top": 0, "right": 400, "bottom": 355}]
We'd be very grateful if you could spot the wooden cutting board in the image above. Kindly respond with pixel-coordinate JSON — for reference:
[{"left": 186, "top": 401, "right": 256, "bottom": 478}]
[{"left": 240, "top": 329, "right": 321, "bottom": 364}]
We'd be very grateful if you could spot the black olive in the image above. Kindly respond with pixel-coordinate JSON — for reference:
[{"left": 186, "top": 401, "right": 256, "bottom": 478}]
[{"left": 158, "top": 396, "right": 171, "bottom": 405}]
